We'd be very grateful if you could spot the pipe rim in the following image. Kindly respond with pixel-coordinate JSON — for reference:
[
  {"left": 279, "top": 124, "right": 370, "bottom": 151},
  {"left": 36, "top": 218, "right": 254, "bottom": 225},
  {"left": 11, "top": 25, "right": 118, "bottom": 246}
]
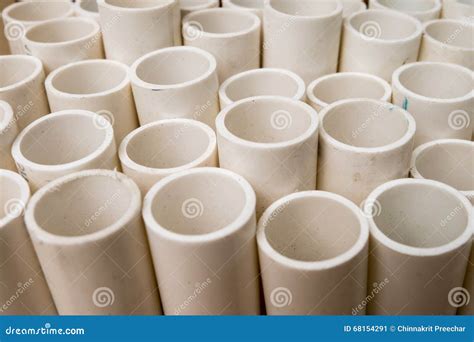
[
  {"left": 216, "top": 95, "right": 319, "bottom": 150},
  {"left": 119, "top": 118, "right": 217, "bottom": 176},
  {"left": 266, "top": 0, "right": 343, "bottom": 20},
  {"left": 345, "top": 9, "right": 423, "bottom": 44},
  {"left": 11, "top": 110, "right": 114, "bottom": 172},
  {"left": 2, "top": 1, "right": 74, "bottom": 24},
  {"left": 219, "top": 68, "right": 306, "bottom": 106},
  {"left": 46, "top": 59, "right": 130, "bottom": 99},
  {"left": 410, "top": 138, "right": 474, "bottom": 201},
  {"left": 24, "top": 169, "right": 141, "bottom": 245},
  {"left": 180, "top": 0, "right": 218, "bottom": 12},
  {"left": 422, "top": 18, "right": 474, "bottom": 52},
  {"left": 306, "top": 72, "right": 392, "bottom": 109},
  {"left": 97, "top": 0, "right": 175, "bottom": 12},
  {"left": 365, "top": 178, "right": 473, "bottom": 257},
  {"left": 182, "top": 8, "right": 261, "bottom": 39},
  {"left": 257, "top": 190, "right": 369, "bottom": 271},
  {"left": 371, "top": 0, "right": 442, "bottom": 16},
  {"left": 319, "top": 98, "right": 416, "bottom": 153},
  {"left": 0, "top": 169, "right": 30, "bottom": 228},
  {"left": 0, "top": 55, "right": 44, "bottom": 93},
  {"left": 392, "top": 61, "right": 474, "bottom": 104},
  {"left": 142, "top": 167, "right": 256, "bottom": 243},
  {"left": 130, "top": 46, "right": 217, "bottom": 91},
  {"left": 23, "top": 17, "right": 101, "bottom": 48}
]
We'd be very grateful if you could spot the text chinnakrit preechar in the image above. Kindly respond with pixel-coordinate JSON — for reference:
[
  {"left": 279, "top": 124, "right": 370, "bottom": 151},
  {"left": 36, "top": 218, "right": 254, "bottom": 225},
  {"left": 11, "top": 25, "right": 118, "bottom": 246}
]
[{"left": 397, "top": 325, "right": 466, "bottom": 333}]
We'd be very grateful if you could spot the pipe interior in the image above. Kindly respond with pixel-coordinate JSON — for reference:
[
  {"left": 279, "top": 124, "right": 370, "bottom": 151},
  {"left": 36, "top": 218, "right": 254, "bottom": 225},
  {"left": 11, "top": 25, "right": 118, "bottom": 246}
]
[
  {"left": 7, "top": 2, "right": 71, "bottom": 21},
  {"left": 415, "top": 143, "right": 474, "bottom": 192},
  {"left": 224, "top": 100, "right": 312, "bottom": 143},
  {"left": 225, "top": 72, "right": 300, "bottom": 102},
  {"left": 229, "top": 0, "right": 265, "bottom": 9},
  {"left": 264, "top": 196, "right": 361, "bottom": 262},
  {"left": 51, "top": 62, "right": 127, "bottom": 94},
  {"left": 270, "top": 0, "right": 338, "bottom": 16},
  {"left": 398, "top": 64, "right": 472, "bottom": 99},
  {"left": 34, "top": 175, "right": 132, "bottom": 237},
  {"left": 150, "top": 172, "right": 247, "bottom": 235},
  {"left": 350, "top": 11, "right": 418, "bottom": 40},
  {"left": 26, "top": 20, "right": 96, "bottom": 44},
  {"left": 376, "top": 0, "right": 438, "bottom": 11},
  {"left": 322, "top": 101, "right": 409, "bottom": 148},
  {"left": 126, "top": 122, "right": 211, "bottom": 169},
  {"left": 136, "top": 49, "right": 211, "bottom": 86},
  {"left": 312, "top": 75, "right": 387, "bottom": 105},
  {"left": 0, "top": 175, "right": 23, "bottom": 222},
  {"left": 425, "top": 21, "right": 474, "bottom": 49},
  {"left": 80, "top": 0, "right": 99, "bottom": 13},
  {"left": 0, "top": 57, "right": 38, "bottom": 88},
  {"left": 104, "top": 0, "right": 171, "bottom": 9},
  {"left": 19, "top": 114, "right": 107, "bottom": 165},
  {"left": 188, "top": 10, "right": 256, "bottom": 34},
  {"left": 373, "top": 183, "right": 469, "bottom": 248}
]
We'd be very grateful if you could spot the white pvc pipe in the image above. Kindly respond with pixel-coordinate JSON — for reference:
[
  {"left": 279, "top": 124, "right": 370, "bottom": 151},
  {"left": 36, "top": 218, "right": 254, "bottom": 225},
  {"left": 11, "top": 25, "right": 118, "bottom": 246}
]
[
  {"left": 23, "top": 17, "right": 104, "bottom": 75},
  {"left": 306, "top": 72, "right": 392, "bottom": 112},
  {"left": 142, "top": 167, "right": 261, "bottom": 315},
  {"left": 365, "top": 178, "right": 473, "bottom": 314},
  {"left": 219, "top": 68, "right": 306, "bottom": 109},
  {"left": 221, "top": 0, "right": 265, "bottom": 18},
  {"left": 130, "top": 46, "right": 220, "bottom": 128},
  {"left": 339, "top": 9, "right": 423, "bottom": 81},
  {"left": 369, "top": 0, "right": 442, "bottom": 22},
  {"left": 216, "top": 96, "right": 319, "bottom": 217},
  {"left": 257, "top": 191, "right": 369, "bottom": 315},
  {"left": 182, "top": 8, "right": 261, "bottom": 82},
  {"left": 341, "top": 0, "right": 367, "bottom": 18},
  {"left": 97, "top": 0, "right": 178, "bottom": 65},
  {"left": 0, "top": 101, "right": 19, "bottom": 171},
  {"left": 11, "top": 110, "right": 119, "bottom": 192},
  {"left": 0, "top": 55, "right": 50, "bottom": 130},
  {"left": 2, "top": 1, "right": 74, "bottom": 54},
  {"left": 442, "top": 0, "right": 474, "bottom": 19},
  {"left": 179, "top": 0, "right": 219, "bottom": 17},
  {"left": 25, "top": 169, "right": 162, "bottom": 315},
  {"left": 263, "top": 0, "right": 343, "bottom": 85},
  {"left": 0, "top": 169, "right": 56, "bottom": 315},
  {"left": 419, "top": 19, "right": 474, "bottom": 70},
  {"left": 119, "top": 119, "right": 218, "bottom": 195},
  {"left": 317, "top": 99, "right": 416, "bottom": 205},
  {"left": 45, "top": 59, "right": 139, "bottom": 144},
  {"left": 392, "top": 61, "right": 473, "bottom": 147},
  {"left": 75, "top": 0, "right": 100, "bottom": 23}
]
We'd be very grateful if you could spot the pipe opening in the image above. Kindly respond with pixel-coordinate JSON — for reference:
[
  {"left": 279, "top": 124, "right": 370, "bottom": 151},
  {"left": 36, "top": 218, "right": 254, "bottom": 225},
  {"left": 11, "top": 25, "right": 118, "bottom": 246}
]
[
  {"left": 270, "top": 0, "right": 339, "bottom": 16},
  {"left": 104, "top": 0, "right": 171, "bottom": 9},
  {"left": 186, "top": 9, "right": 257, "bottom": 34},
  {"left": 25, "top": 19, "right": 97, "bottom": 44},
  {"left": 425, "top": 20, "right": 474, "bottom": 49},
  {"left": 350, "top": 10, "right": 419, "bottom": 40},
  {"left": 6, "top": 2, "right": 72, "bottom": 22},
  {"left": 376, "top": 0, "right": 438, "bottom": 12},
  {"left": 0, "top": 57, "right": 39, "bottom": 88}
]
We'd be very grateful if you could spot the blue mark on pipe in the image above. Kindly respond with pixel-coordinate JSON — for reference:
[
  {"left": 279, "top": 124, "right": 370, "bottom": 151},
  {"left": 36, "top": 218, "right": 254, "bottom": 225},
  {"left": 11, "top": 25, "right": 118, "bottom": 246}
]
[{"left": 402, "top": 97, "right": 409, "bottom": 110}]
